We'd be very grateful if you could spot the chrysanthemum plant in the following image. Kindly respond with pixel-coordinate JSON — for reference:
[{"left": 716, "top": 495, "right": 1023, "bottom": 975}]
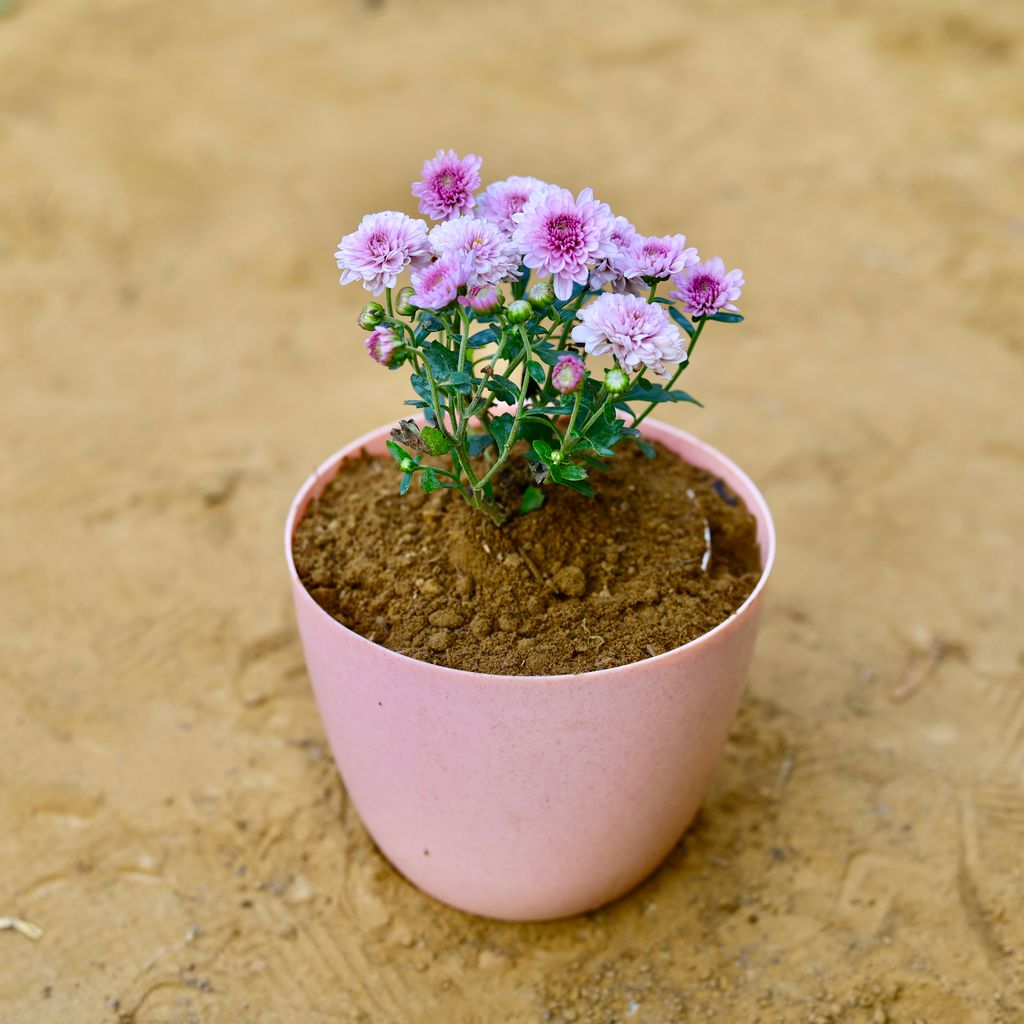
[{"left": 336, "top": 150, "right": 745, "bottom": 526}]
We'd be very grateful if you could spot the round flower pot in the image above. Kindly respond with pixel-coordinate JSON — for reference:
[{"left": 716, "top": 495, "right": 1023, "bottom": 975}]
[{"left": 284, "top": 418, "right": 776, "bottom": 921}]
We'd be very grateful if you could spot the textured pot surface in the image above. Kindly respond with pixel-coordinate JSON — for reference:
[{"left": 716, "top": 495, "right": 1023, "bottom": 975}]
[{"left": 285, "top": 419, "right": 775, "bottom": 920}]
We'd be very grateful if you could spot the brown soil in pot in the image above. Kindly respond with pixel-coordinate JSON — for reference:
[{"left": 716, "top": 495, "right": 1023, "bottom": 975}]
[{"left": 292, "top": 441, "right": 762, "bottom": 675}]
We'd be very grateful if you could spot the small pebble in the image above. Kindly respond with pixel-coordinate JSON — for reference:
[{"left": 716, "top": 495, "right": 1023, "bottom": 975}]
[
  {"left": 498, "top": 615, "right": 517, "bottom": 632},
  {"left": 429, "top": 609, "right": 464, "bottom": 629},
  {"left": 551, "top": 565, "right": 586, "bottom": 598},
  {"left": 427, "top": 629, "right": 449, "bottom": 652}
]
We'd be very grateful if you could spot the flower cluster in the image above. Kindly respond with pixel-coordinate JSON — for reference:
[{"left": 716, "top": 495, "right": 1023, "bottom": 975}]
[{"left": 334, "top": 151, "right": 745, "bottom": 524}]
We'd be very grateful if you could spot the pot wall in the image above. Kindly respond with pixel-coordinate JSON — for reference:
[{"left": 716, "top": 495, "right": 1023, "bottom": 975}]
[{"left": 285, "top": 419, "right": 775, "bottom": 920}]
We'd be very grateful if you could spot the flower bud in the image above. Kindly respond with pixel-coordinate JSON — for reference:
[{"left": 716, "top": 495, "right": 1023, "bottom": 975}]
[
  {"left": 506, "top": 299, "right": 532, "bottom": 325},
  {"left": 550, "top": 450, "right": 563, "bottom": 465},
  {"left": 459, "top": 283, "right": 502, "bottom": 316},
  {"left": 552, "top": 353, "right": 585, "bottom": 394},
  {"left": 365, "top": 325, "right": 403, "bottom": 368},
  {"left": 395, "top": 287, "right": 417, "bottom": 317},
  {"left": 399, "top": 457, "right": 415, "bottom": 473},
  {"left": 357, "top": 301, "right": 385, "bottom": 331},
  {"left": 527, "top": 281, "right": 555, "bottom": 309},
  {"left": 604, "top": 366, "right": 629, "bottom": 394}
]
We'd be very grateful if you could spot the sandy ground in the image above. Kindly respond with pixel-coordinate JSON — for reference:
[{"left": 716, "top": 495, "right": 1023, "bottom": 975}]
[{"left": 2, "top": 0, "right": 1023, "bottom": 1021}]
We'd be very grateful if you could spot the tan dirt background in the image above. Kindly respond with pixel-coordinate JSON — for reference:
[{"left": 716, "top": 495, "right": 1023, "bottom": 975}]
[{"left": 2, "top": 0, "right": 1023, "bottom": 1021}]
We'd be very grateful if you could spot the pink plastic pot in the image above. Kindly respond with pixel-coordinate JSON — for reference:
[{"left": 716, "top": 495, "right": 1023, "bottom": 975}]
[{"left": 285, "top": 418, "right": 775, "bottom": 921}]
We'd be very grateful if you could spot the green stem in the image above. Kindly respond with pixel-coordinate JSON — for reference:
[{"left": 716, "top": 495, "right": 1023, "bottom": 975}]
[
  {"left": 473, "top": 325, "right": 534, "bottom": 491},
  {"left": 558, "top": 291, "right": 587, "bottom": 345},
  {"left": 456, "top": 304, "right": 471, "bottom": 374},
  {"left": 558, "top": 388, "right": 583, "bottom": 454},
  {"left": 419, "top": 356, "right": 453, "bottom": 439},
  {"left": 647, "top": 281, "right": 658, "bottom": 303},
  {"left": 385, "top": 287, "right": 394, "bottom": 316}
]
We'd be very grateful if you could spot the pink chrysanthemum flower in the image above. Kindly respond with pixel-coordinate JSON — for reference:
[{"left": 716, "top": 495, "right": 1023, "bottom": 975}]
[
  {"left": 411, "top": 149, "right": 482, "bottom": 221},
  {"left": 408, "top": 253, "right": 470, "bottom": 311},
  {"left": 458, "top": 283, "right": 501, "bottom": 315},
  {"left": 589, "top": 215, "right": 645, "bottom": 294},
  {"left": 365, "top": 325, "right": 401, "bottom": 367},
  {"left": 571, "top": 293, "right": 686, "bottom": 378},
  {"left": 477, "top": 176, "right": 554, "bottom": 235},
  {"left": 670, "top": 257, "right": 745, "bottom": 318},
  {"left": 552, "top": 353, "right": 585, "bottom": 394},
  {"left": 335, "top": 211, "right": 432, "bottom": 295},
  {"left": 624, "top": 233, "right": 698, "bottom": 280},
  {"left": 511, "top": 187, "right": 616, "bottom": 301},
  {"left": 428, "top": 216, "right": 520, "bottom": 285}
]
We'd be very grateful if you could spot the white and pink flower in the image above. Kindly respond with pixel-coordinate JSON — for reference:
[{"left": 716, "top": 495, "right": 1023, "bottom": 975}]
[
  {"left": 428, "top": 216, "right": 520, "bottom": 286},
  {"left": 624, "top": 233, "right": 698, "bottom": 281},
  {"left": 408, "top": 253, "right": 470, "bottom": 311},
  {"left": 335, "top": 210, "right": 432, "bottom": 295},
  {"left": 571, "top": 293, "right": 686, "bottom": 378},
  {"left": 589, "top": 215, "right": 644, "bottom": 294},
  {"left": 511, "top": 187, "right": 617, "bottom": 301},
  {"left": 670, "top": 257, "right": 744, "bottom": 318},
  {"left": 412, "top": 149, "right": 482, "bottom": 222},
  {"left": 477, "top": 176, "right": 555, "bottom": 235}
]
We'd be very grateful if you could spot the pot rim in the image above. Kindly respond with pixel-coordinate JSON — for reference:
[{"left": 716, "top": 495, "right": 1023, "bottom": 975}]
[{"left": 285, "top": 416, "right": 776, "bottom": 685}]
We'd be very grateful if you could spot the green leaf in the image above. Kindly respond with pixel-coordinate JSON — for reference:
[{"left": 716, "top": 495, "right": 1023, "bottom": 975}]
[
  {"left": 386, "top": 440, "right": 407, "bottom": 462},
  {"left": 518, "top": 485, "right": 545, "bottom": 515},
  {"left": 436, "top": 369, "right": 475, "bottom": 391},
  {"left": 619, "top": 380, "right": 702, "bottom": 407},
  {"left": 524, "top": 402, "right": 575, "bottom": 418},
  {"left": 579, "top": 452, "right": 612, "bottom": 472},
  {"left": 551, "top": 462, "right": 588, "bottom": 482},
  {"left": 531, "top": 342, "right": 563, "bottom": 367},
  {"left": 403, "top": 399, "right": 429, "bottom": 409},
  {"left": 489, "top": 412, "right": 516, "bottom": 450},
  {"left": 409, "top": 373, "right": 435, "bottom": 406},
  {"left": 399, "top": 471, "right": 413, "bottom": 496},
  {"left": 709, "top": 311, "right": 744, "bottom": 323},
  {"left": 468, "top": 327, "right": 500, "bottom": 348},
  {"left": 668, "top": 306, "right": 696, "bottom": 337},
  {"left": 531, "top": 439, "right": 555, "bottom": 464},
  {"left": 420, "top": 425, "right": 451, "bottom": 456},
  {"left": 527, "top": 360, "right": 546, "bottom": 385},
  {"left": 578, "top": 409, "right": 626, "bottom": 457},
  {"left": 634, "top": 437, "right": 657, "bottom": 458},
  {"left": 467, "top": 432, "right": 494, "bottom": 456},
  {"left": 419, "top": 467, "right": 443, "bottom": 493},
  {"left": 552, "top": 471, "right": 594, "bottom": 496},
  {"left": 516, "top": 419, "right": 558, "bottom": 444},
  {"left": 486, "top": 374, "right": 520, "bottom": 404},
  {"left": 421, "top": 341, "right": 457, "bottom": 377}
]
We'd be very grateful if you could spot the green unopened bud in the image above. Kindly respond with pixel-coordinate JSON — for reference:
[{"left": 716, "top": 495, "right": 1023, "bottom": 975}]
[
  {"left": 399, "top": 457, "right": 415, "bottom": 473},
  {"left": 506, "top": 299, "right": 532, "bottom": 325},
  {"left": 527, "top": 281, "right": 555, "bottom": 309},
  {"left": 550, "top": 450, "right": 563, "bottom": 465},
  {"left": 604, "top": 366, "right": 629, "bottom": 394},
  {"left": 395, "top": 287, "right": 417, "bottom": 317},
  {"left": 357, "top": 301, "right": 385, "bottom": 331}
]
